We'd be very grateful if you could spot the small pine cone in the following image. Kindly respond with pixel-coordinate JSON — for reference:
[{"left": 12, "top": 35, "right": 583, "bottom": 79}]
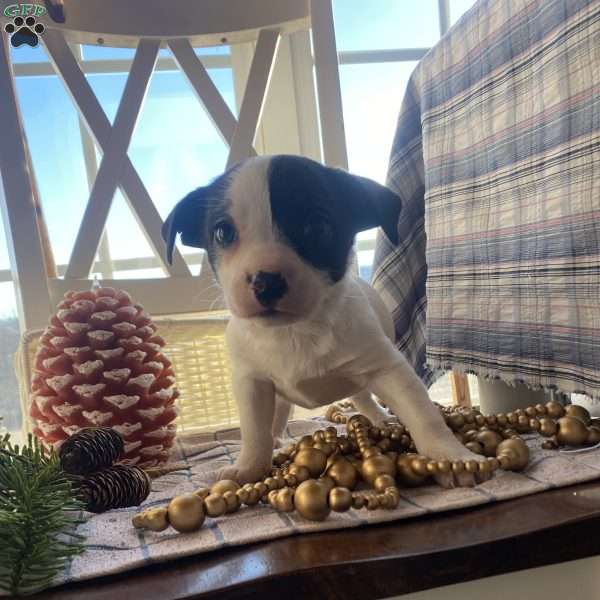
[
  {"left": 74, "top": 465, "right": 151, "bottom": 513},
  {"left": 59, "top": 427, "right": 124, "bottom": 475}
]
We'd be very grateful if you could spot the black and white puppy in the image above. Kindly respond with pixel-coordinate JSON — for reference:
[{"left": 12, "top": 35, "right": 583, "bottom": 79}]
[{"left": 163, "top": 155, "right": 484, "bottom": 488}]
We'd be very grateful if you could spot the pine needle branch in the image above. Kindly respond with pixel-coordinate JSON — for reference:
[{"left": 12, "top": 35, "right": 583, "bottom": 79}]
[{"left": 0, "top": 434, "right": 86, "bottom": 596}]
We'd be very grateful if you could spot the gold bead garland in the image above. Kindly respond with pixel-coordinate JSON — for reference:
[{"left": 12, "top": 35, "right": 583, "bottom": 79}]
[{"left": 132, "top": 400, "right": 596, "bottom": 531}]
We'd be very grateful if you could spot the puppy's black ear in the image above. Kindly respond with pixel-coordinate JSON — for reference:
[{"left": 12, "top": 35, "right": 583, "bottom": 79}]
[
  {"left": 161, "top": 187, "right": 209, "bottom": 265},
  {"left": 336, "top": 170, "right": 402, "bottom": 245}
]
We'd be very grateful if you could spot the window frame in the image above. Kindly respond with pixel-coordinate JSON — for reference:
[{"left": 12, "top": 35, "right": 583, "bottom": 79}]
[{"left": 0, "top": 0, "right": 454, "bottom": 317}]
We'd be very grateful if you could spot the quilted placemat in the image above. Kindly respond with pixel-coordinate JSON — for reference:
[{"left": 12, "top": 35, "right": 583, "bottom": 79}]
[{"left": 50, "top": 417, "right": 600, "bottom": 588}]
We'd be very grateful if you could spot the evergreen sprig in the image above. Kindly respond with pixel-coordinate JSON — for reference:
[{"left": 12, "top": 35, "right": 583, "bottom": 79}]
[{"left": 0, "top": 433, "right": 86, "bottom": 596}]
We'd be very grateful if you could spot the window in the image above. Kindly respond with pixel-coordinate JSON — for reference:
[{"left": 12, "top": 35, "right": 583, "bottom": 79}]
[{"left": 1, "top": 1, "right": 482, "bottom": 431}]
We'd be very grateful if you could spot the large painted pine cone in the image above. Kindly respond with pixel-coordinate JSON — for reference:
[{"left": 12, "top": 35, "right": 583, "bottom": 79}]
[{"left": 29, "top": 286, "right": 178, "bottom": 467}]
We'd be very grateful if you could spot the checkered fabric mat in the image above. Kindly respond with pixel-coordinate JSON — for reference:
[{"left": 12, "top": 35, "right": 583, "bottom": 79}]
[{"left": 41, "top": 418, "right": 600, "bottom": 589}]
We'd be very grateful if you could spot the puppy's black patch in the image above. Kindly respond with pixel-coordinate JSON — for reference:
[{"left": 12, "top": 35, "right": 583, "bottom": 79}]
[
  {"left": 268, "top": 156, "right": 401, "bottom": 282},
  {"left": 162, "top": 169, "right": 234, "bottom": 268}
]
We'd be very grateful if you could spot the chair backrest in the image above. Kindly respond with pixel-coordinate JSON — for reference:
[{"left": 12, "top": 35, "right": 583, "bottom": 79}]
[{"left": 0, "top": 0, "right": 347, "bottom": 330}]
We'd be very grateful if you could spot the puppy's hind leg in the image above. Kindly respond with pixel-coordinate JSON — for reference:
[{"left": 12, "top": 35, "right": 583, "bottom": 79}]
[{"left": 351, "top": 389, "right": 392, "bottom": 427}]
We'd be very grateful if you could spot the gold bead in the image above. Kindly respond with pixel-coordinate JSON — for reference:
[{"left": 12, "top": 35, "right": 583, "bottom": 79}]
[
  {"left": 329, "top": 487, "right": 353, "bottom": 512},
  {"left": 498, "top": 455, "right": 512, "bottom": 469},
  {"left": 275, "top": 487, "right": 295, "bottom": 512},
  {"left": 507, "top": 412, "right": 518, "bottom": 425},
  {"left": 338, "top": 439, "right": 352, "bottom": 454},
  {"left": 361, "top": 447, "right": 381, "bottom": 459},
  {"left": 437, "top": 459, "right": 452, "bottom": 473},
  {"left": 210, "top": 479, "right": 240, "bottom": 496},
  {"left": 486, "top": 415, "right": 498, "bottom": 427},
  {"left": 352, "top": 494, "right": 365, "bottom": 509},
  {"left": 525, "top": 406, "right": 538, "bottom": 418},
  {"left": 167, "top": 494, "right": 205, "bottom": 532},
  {"left": 496, "top": 438, "right": 529, "bottom": 471},
  {"left": 475, "top": 414, "right": 486, "bottom": 427},
  {"left": 254, "top": 482, "right": 268, "bottom": 497},
  {"left": 447, "top": 413, "right": 465, "bottom": 430},
  {"left": 478, "top": 460, "right": 491, "bottom": 475},
  {"left": 516, "top": 415, "right": 530, "bottom": 432},
  {"left": 587, "top": 426, "right": 600, "bottom": 445},
  {"left": 546, "top": 401, "right": 566, "bottom": 419},
  {"left": 366, "top": 495, "right": 380, "bottom": 510},
  {"left": 294, "top": 479, "right": 331, "bottom": 521},
  {"left": 538, "top": 417, "right": 557, "bottom": 437},
  {"left": 297, "top": 435, "right": 315, "bottom": 450},
  {"left": 264, "top": 477, "right": 277, "bottom": 491},
  {"left": 396, "top": 454, "right": 428, "bottom": 486},
  {"left": 426, "top": 460, "right": 438, "bottom": 475},
  {"left": 487, "top": 457, "right": 500, "bottom": 471},
  {"left": 465, "top": 460, "right": 479, "bottom": 473},
  {"left": 475, "top": 430, "right": 503, "bottom": 456},
  {"left": 132, "top": 507, "right": 169, "bottom": 532},
  {"left": 273, "top": 475, "right": 286, "bottom": 489},
  {"left": 313, "top": 441, "right": 335, "bottom": 456},
  {"left": 294, "top": 448, "right": 328, "bottom": 478},
  {"left": 452, "top": 460, "right": 465, "bottom": 473},
  {"left": 245, "top": 487, "right": 261, "bottom": 506},
  {"left": 542, "top": 437, "right": 559, "bottom": 450},
  {"left": 529, "top": 418, "right": 540, "bottom": 431},
  {"left": 384, "top": 488, "right": 400, "bottom": 509},
  {"left": 193, "top": 487, "right": 210, "bottom": 501},
  {"left": 535, "top": 403, "right": 547, "bottom": 415},
  {"left": 283, "top": 474, "right": 297, "bottom": 487},
  {"left": 362, "top": 454, "right": 396, "bottom": 485},
  {"left": 273, "top": 453, "right": 289, "bottom": 466},
  {"left": 463, "top": 429, "right": 479, "bottom": 442},
  {"left": 204, "top": 493, "right": 227, "bottom": 517},
  {"left": 288, "top": 464, "right": 311, "bottom": 483},
  {"left": 319, "top": 476, "right": 336, "bottom": 493},
  {"left": 377, "top": 438, "right": 392, "bottom": 452},
  {"left": 465, "top": 441, "right": 484, "bottom": 455},
  {"left": 565, "top": 404, "right": 592, "bottom": 426},
  {"left": 223, "top": 490, "right": 240, "bottom": 513},
  {"left": 267, "top": 489, "right": 280, "bottom": 507},
  {"left": 556, "top": 416, "right": 589, "bottom": 446},
  {"left": 347, "top": 414, "right": 372, "bottom": 433},
  {"left": 374, "top": 474, "right": 396, "bottom": 492},
  {"left": 236, "top": 488, "right": 249, "bottom": 505},
  {"left": 326, "top": 457, "right": 358, "bottom": 489},
  {"left": 496, "top": 414, "right": 508, "bottom": 427},
  {"left": 409, "top": 456, "right": 429, "bottom": 476},
  {"left": 313, "top": 430, "right": 326, "bottom": 442}
]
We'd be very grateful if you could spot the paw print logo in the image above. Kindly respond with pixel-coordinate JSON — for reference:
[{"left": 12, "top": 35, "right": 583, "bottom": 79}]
[{"left": 4, "top": 16, "right": 45, "bottom": 48}]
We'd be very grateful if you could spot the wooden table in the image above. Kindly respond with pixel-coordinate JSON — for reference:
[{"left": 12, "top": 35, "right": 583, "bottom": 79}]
[{"left": 34, "top": 481, "right": 600, "bottom": 600}]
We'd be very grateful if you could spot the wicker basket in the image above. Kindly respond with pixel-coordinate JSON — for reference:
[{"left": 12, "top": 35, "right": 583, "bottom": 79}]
[{"left": 16, "top": 312, "right": 238, "bottom": 438}]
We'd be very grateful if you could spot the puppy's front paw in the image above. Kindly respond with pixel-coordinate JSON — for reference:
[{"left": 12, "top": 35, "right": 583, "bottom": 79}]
[{"left": 215, "top": 461, "right": 270, "bottom": 485}]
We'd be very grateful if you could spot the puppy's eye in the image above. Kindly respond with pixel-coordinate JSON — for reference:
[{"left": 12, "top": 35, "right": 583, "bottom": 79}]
[
  {"left": 213, "top": 220, "right": 237, "bottom": 247},
  {"left": 303, "top": 219, "right": 333, "bottom": 243}
]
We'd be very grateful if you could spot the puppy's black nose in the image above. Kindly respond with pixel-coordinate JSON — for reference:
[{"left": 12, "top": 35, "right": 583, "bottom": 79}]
[{"left": 251, "top": 271, "right": 288, "bottom": 307}]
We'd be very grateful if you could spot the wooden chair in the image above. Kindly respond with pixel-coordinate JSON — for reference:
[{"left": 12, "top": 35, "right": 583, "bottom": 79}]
[
  {"left": 0, "top": 0, "right": 347, "bottom": 328},
  {"left": 0, "top": 0, "right": 348, "bottom": 434}
]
